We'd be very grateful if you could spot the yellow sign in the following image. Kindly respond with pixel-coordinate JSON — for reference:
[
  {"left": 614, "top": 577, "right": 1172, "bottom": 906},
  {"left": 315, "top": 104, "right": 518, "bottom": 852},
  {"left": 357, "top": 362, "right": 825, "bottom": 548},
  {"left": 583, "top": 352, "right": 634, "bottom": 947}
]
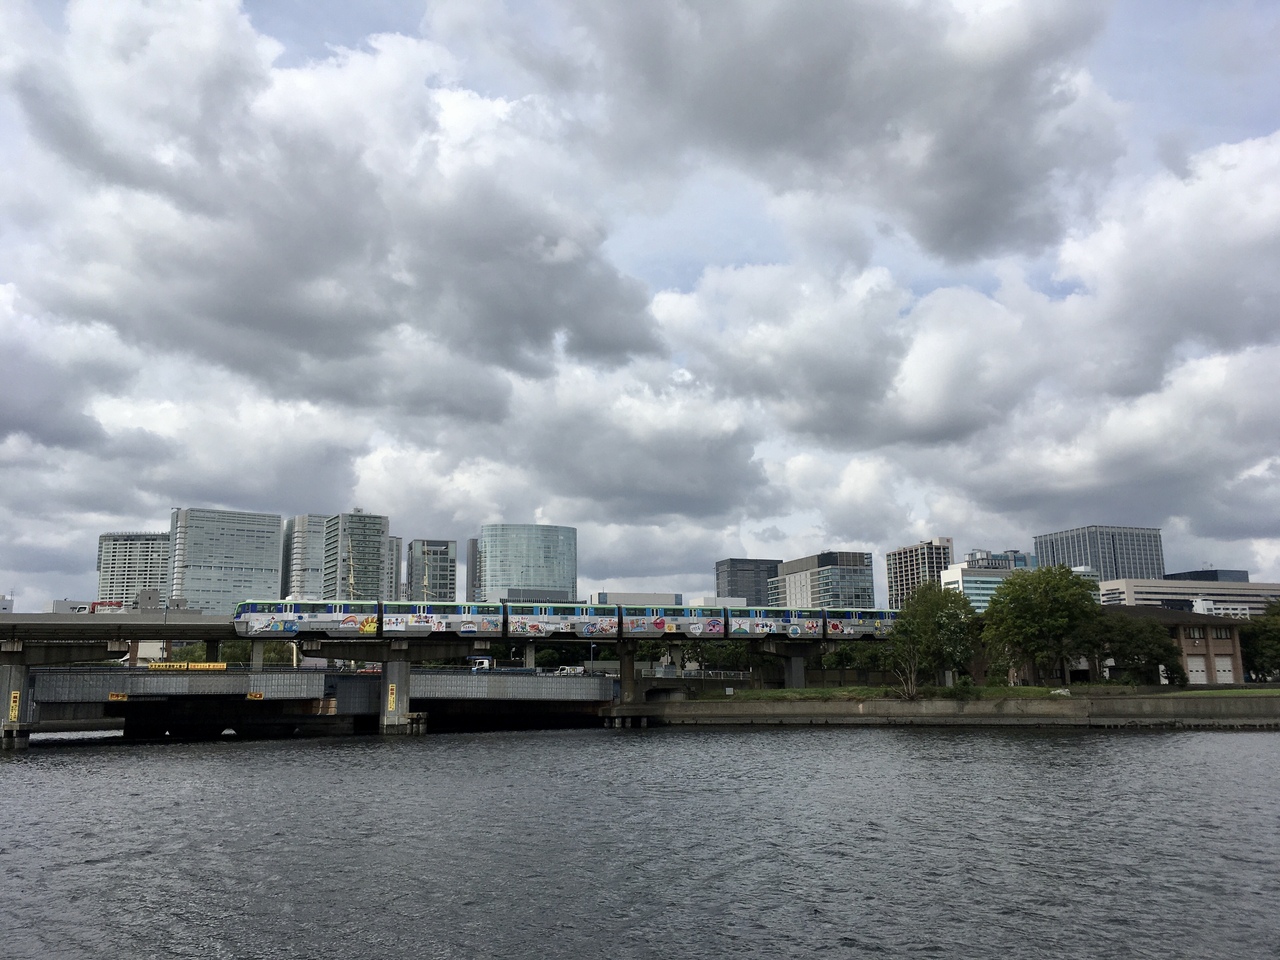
[
  {"left": 387, "top": 683, "right": 397, "bottom": 711},
  {"left": 188, "top": 662, "right": 227, "bottom": 671},
  {"left": 8, "top": 691, "right": 19, "bottom": 722},
  {"left": 246, "top": 691, "right": 264, "bottom": 701},
  {"left": 108, "top": 692, "right": 128, "bottom": 702},
  {"left": 149, "top": 662, "right": 188, "bottom": 671}
]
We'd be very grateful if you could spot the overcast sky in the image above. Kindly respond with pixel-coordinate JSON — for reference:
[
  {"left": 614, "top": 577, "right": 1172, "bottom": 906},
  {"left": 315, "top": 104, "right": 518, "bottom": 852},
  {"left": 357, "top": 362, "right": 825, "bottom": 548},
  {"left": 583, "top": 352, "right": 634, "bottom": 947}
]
[{"left": 3, "top": 0, "right": 1280, "bottom": 610}]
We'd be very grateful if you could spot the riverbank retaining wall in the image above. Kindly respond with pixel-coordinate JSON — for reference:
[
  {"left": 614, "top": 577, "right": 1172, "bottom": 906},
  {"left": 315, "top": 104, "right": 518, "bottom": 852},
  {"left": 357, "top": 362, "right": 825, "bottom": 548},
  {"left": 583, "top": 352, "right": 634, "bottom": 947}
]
[{"left": 614, "top": 695, "right": 1280, "bottom": 729}]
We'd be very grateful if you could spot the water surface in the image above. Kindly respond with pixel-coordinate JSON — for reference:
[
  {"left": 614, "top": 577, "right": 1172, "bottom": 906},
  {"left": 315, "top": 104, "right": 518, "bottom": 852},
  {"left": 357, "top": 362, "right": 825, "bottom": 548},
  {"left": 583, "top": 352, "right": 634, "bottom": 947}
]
[{"left": 3, "top": 727, "right": 1277, "bottom": 959}]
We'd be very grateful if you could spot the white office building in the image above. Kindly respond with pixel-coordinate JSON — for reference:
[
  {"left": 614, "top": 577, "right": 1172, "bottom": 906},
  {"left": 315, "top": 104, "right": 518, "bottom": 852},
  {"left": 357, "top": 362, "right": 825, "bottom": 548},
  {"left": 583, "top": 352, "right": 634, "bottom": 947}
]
[
  {"left": 96, "top": 532, "right": 171, "bottom": 603},
  {"left": 1099, "top": 579, "right": 1280, "bottom": 619},
  {"left": 169, "top": 508, "right": 284, "bottom": 615}
]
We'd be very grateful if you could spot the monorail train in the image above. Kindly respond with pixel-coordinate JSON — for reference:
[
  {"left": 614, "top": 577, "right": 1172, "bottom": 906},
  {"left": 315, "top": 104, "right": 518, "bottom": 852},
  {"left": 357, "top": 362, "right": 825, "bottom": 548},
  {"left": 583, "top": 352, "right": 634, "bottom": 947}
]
[{"left": 232, "top": 600, "right": 896, "bottom": 641}]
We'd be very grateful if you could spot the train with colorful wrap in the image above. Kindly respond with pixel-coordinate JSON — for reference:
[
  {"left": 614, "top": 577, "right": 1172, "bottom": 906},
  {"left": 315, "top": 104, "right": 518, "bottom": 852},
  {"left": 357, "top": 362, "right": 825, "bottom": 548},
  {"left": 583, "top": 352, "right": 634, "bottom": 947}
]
[{"left": 232, "top": 600, "right": 896, "bottom": 641}]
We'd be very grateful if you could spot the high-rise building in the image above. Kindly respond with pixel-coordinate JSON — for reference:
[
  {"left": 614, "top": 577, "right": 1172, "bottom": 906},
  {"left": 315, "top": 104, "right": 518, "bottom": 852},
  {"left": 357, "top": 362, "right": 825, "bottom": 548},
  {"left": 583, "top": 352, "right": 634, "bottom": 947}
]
[
  {"left": 322, "top": 509, "right": 391, "bottom": 601},
  {"left": 767, "top": 552, "right": 874, "bottom": 608},
  {"left": 886, "top": 537, "right": 954, "bottom": 609},
  {"left": 473, "top": 523, "right": 577, "bottom": 603},
  {"left": 282, "top": 515, "right": 328, "bottom": 599},
  {"left": 96, "top": 532, "right": 170, "bottom": 603},
  {"left": 406, "top": 540, "right": 457, "bottom": 602},
  {"left": 465, "top": 538, "right": 480, "bottom": 602},
  {"left": 385, "top": 536, "right": 403, "bottom": 601},
  {"left": 168, "top": 508, "right": 284, "bottom": 614},
  {"left": 939, "top": 548, "right": 1038, "bottom": 613},
  {"left": 1033, "top": 526, "right": 1164, "bottom": 582},
  {"left": 715, "top": 558, "right": 781, "bottom": 606}
]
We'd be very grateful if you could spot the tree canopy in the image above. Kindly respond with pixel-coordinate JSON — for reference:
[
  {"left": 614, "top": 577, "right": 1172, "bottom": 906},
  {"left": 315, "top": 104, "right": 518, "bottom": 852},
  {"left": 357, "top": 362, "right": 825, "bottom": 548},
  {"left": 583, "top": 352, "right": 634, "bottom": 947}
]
[
  {"left": 882, "top": 581, "right": 976, "bottom": 698},
  {"left": 1241, "top": 601, "right": 1280, "bottom": 681},
  {"left": 983, "top": 566, "right": 1101, "bottom": 684}
]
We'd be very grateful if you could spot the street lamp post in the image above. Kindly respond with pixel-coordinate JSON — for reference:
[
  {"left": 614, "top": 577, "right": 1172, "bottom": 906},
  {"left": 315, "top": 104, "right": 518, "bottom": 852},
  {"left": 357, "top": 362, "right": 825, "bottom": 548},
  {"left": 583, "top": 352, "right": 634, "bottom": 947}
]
[{"left": 590, "top": 643, "right": 597, "bottom": 675}]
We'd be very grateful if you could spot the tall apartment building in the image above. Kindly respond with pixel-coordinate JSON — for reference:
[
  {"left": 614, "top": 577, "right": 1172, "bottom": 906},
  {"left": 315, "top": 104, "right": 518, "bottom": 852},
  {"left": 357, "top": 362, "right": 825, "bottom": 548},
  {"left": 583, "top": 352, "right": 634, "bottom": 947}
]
[
  {"left": 282, "top": 514, "right": 328, "bottom": 599},
  {"left": 168, "top": 508, "right": 283, "bottom": 614},
  {"left": 767, "top": 551, "right": 874, "bottom": 608},
  {"left": 715, "top": 558, "right": 781, "bottom": 606},
  {"left": 322, "top": 509, "right": 391, "bottom": 601},
  {"left": 472, "top": 523, "right": 576, "bottom": 603},
  {"left": 1033, "top": 525, "right": 1164, "bottom": 581},
  {"left": 385, "top": 536, "right": 403, "bottom": 601},
  {"left": 886, "top": 537, "right": 954, "bottom": 609},
  {"left": 406, "top": 540, "right": 457, "bottom": 602},
  {"left": 96, "top": 532, "right": 170, "bottom": 603}
]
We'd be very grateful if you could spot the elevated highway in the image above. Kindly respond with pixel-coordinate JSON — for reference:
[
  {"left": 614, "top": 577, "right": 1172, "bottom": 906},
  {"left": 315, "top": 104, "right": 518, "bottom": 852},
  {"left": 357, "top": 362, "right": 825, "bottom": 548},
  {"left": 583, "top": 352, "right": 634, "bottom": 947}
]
[{"left": 22, "top": 666, "right": 617, "bottom": 743}]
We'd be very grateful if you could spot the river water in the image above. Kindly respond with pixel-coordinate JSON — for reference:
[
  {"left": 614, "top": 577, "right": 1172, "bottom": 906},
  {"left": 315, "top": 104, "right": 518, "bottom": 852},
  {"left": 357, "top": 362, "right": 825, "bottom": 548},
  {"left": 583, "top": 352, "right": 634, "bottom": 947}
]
[{"left": 3, "top": 727, "right": 1278, "bottom": 959}]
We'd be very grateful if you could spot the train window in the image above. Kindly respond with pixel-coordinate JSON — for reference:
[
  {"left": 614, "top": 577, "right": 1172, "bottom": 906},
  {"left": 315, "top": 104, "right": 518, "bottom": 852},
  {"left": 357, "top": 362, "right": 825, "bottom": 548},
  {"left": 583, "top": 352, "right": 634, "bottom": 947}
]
[
  {"left": 588, "top": 607, "right": 612, "bottom": 617},
  {"left": 623, "top": 608, "right": 646, "bottom": 617},
  {"left": 767, "top": 609, "right": 786, "bottom": 618},
  {"left": 663, "top": 608, "right": 686, "bottom": 618},
  {"left": 509, "top": 606, "right": 536, "bottom": 615},
  {"left": 299, "top": 602, "right": 327, "bottom": 614},
  {"left": 478, "top": 605, "right": 500, "bottom": 614},
  {"left": 729, "top": 610, "right": 749, "bottom": 618}
]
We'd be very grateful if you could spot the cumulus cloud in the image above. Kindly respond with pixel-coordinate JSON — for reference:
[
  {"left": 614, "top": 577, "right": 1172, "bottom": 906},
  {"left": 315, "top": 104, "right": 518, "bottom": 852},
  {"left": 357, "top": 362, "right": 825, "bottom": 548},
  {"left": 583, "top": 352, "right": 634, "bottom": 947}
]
[{"left": 3, "top": 0, "right": 1280, "bottom": 608}]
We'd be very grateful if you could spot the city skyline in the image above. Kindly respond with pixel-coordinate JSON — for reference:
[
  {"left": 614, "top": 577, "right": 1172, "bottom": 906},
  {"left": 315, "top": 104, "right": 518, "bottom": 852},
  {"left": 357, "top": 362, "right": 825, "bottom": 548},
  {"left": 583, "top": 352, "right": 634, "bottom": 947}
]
[{"left": 4, "top": 2, "right": 1280, "bottom": 611}]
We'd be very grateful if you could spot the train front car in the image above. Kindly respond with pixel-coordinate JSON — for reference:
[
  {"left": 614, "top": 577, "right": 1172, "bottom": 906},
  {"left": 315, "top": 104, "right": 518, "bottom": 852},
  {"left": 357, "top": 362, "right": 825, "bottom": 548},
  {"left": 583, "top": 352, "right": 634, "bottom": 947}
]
[
  {"left": 233, "top": 600, "right": 301, "bottom": 636},
  {"left": 381, "top": 602, "right": 504, "bottom": 639},
  {"left": 725, "top": 607, "right": 824, "bottom": 638},
  {"left": 620, "top": 605, "right": 728, "bottom": 640},
  {"left": 505, "top": 604, "right": 619, "bottom": 640},
  {"left": 823, "top": 609, "right": 898, "bottom": 640}
]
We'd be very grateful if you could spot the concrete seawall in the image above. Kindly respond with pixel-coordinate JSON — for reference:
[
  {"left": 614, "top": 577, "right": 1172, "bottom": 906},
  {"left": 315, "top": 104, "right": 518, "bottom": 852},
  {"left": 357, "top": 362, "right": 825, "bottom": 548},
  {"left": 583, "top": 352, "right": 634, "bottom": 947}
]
[{"left": 614, "top": 695, "right": 1280, "bottom": 729}]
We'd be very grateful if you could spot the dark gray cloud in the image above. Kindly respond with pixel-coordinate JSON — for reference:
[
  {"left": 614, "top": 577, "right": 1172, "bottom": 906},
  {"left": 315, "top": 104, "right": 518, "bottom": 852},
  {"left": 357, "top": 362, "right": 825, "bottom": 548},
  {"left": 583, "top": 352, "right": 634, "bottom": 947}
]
[{"left": 545, "top": 0, "right": 1119, "bottom": 260}]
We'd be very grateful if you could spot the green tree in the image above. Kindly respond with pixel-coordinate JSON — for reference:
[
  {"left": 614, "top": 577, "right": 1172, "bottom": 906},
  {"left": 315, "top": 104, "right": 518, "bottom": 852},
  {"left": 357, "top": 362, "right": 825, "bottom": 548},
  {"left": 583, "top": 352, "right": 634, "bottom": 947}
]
[
  {"left": 882, "top": 582, "right": 977, "bottom": 698},
  {"left": 1241, "top": 601, "right": 1280, "bottom": 681},
  {"left": 983, "top": 566, "right": 1101, "bottom": 685}
]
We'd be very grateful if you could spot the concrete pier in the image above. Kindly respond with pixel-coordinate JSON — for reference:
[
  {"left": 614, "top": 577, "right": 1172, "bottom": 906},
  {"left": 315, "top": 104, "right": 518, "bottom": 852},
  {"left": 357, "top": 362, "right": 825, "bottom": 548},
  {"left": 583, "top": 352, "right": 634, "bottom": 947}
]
[
  {"left": 2, "top": 663, "right": 31, "bottom": 749},
  {"left": 380, "top": 659, "right": 412, "bottom": 733}
]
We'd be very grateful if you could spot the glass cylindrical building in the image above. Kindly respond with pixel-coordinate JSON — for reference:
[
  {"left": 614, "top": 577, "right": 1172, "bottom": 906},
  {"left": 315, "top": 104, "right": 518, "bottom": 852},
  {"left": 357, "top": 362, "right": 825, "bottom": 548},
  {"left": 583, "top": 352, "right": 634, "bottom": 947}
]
[{"left": 474, "top": 524, "right": 577, "bottom": 603}]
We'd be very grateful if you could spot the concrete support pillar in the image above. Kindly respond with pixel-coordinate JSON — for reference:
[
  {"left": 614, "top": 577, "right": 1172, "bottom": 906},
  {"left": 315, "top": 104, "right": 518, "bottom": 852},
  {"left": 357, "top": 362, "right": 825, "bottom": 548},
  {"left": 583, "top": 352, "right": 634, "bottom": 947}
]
[
  {"left": 380, "top": 659, "right": 411, "bottom": 733},
  {"left": 667, "top": 641, "right": 684, "bottom": 677},
  {"left": 250, "top": 639, "right": 265, "bottom": 672},
  {"left": 1, "top": 663, "right": 32, "bottom": 750},
  {"left": 523, "top": 642, "right": 536, "bottom": 670},
  {"left": 784, "top": 654, "right": 806, "bottom": 689},
  {"left": 204, "top": 638, "right": 221, "bottom": 663},
  {"left": 618, "top": 638, "right": 638, "bottom": 705}
]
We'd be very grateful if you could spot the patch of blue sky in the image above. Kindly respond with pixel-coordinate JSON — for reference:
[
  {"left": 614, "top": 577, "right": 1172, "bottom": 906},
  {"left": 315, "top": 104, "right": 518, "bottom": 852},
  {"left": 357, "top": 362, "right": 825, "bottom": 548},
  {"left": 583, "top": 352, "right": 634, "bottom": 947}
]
[
  {"left": 240, "top": 0, "right": 427, "bottom": 67},
  {"left": 1087, "top": 0, "right": 1280, "bottom": 175},
  {"left": 603, "top": 167, "right": 790, "bottom": 295}
]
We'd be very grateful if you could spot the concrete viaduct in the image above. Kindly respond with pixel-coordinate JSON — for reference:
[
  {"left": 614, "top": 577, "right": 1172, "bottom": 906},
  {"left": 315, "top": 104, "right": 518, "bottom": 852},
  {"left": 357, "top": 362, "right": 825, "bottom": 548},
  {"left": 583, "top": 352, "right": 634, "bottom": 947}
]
[{"left": 2, "top": 615, "right": 818, "bottom": 748}]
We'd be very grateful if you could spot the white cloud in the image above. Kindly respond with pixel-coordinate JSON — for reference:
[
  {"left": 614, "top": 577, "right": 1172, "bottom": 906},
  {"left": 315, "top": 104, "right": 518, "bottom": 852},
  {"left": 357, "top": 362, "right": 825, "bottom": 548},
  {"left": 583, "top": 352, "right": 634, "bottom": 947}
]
[{"left": 2, "top": 0, "right": 1280, "bottom": 607}]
